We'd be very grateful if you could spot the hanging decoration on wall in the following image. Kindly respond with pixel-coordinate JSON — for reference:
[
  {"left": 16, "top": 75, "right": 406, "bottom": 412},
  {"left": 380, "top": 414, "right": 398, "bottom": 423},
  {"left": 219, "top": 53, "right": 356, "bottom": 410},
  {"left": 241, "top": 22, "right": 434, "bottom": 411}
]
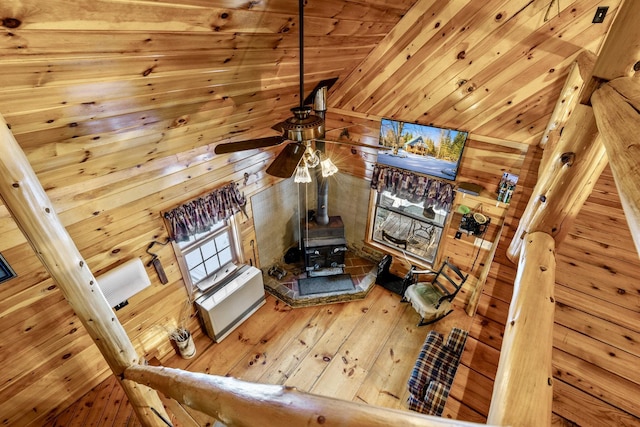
[
  {"left": 146, "top": 239, "right": 170, "bottom": 284},
  {"left": 370, "top": 164, "right": 456, "bottom": 213},
  {"left": 496, "top": 172, "right": 518, "bottom": 204},
  {"left": 164, "top": 182, "right": 246, "bottom": 242}
]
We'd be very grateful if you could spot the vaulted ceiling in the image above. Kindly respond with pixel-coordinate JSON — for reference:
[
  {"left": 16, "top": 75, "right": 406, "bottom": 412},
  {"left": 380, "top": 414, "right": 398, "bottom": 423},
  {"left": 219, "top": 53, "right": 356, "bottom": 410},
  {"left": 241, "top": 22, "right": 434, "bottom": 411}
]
[{"left": 1, "top": 0, "right": 621, "bottom": 163}]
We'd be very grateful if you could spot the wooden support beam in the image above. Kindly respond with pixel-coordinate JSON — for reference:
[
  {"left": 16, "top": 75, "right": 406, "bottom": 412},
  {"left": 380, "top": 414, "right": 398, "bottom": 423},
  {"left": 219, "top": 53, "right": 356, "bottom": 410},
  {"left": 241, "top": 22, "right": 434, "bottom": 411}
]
[
  {"left": 590, "top": 1, "right": 640, "bottom": 82},
  {"left": 507, "top": 104, "right": 607, "bottom": 261},
  {"left": 0, "top": 113, "right": 169, "bottom": 427},
  {"left": 539, "top": 51, "right": 596, "bottom": 150},
  {"left": 488, "top": 232, "right": 556, "bottom": 427},
  {"left": 124, "top": 364, "right": 490, "bottom": 427},
  {"left": 580, "top": 0, "right": 640, "bottom": 104},
  {"left": 539, "top": 51, "right": 596, "bottom": 172},
  {"left": 591, "top": 78, "right": 640, "bottom": 256}
]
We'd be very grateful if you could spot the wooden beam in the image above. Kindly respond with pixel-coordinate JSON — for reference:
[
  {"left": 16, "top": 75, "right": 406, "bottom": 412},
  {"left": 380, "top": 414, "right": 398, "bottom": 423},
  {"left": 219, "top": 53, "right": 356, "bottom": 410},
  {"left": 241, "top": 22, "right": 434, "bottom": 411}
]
[
  {"left": 591, "top": 78, "right": 640, "bottom": 256},
  {"left": 539, "top": 51, "right": 596, "bottom": 151},
  {"left": 580, "top": 0, "right": 640, "bottom": 104},
  {"left": 0, "top": 113, "right": 169, "bottom": 427},
  {"left": 488, "top": 232, "right": 556, "bottom": 427},
  {"left": 507, "top": 104, "right": 607, "bottom": 261},
  {"left": 124, "top": 364, "right": 491, "bottom": 427},
  {"left": 590, "top": 1, "right": 640, "bottom": 82},
  {"left": 538, "top": 51, "right": 596, "bottom": 174}
]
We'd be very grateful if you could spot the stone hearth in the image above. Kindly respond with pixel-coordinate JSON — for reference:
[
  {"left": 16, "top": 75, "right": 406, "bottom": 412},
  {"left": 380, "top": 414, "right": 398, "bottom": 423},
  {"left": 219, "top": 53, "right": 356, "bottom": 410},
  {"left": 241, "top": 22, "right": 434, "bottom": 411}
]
[{"left": 262, "top": 251, "right": 377, "bottom": 308}]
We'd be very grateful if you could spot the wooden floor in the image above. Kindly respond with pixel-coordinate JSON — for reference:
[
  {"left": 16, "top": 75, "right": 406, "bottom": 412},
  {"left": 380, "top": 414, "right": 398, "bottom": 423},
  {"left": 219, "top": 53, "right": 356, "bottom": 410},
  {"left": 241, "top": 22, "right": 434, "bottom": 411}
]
[{"left": 45, "top": 284, "right": 475, "bottom": 426}]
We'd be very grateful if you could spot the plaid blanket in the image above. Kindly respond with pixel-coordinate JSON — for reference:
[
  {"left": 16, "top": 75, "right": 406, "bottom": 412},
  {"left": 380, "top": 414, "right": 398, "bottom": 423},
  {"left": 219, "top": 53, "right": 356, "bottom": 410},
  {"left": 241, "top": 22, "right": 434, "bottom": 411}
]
[{"left": 407, "top": 328, "right": 468, "bottom": 415}]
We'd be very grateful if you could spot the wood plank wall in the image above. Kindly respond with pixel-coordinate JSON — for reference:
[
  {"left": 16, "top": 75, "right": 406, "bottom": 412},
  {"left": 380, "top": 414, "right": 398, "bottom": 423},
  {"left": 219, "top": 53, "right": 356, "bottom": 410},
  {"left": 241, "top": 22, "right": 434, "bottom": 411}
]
[
  {"left": 0, "top": 138, "right": 271, "bottom": 426},
  {"left": 551, "top": 165, "right": 640, "bottom": 426}
]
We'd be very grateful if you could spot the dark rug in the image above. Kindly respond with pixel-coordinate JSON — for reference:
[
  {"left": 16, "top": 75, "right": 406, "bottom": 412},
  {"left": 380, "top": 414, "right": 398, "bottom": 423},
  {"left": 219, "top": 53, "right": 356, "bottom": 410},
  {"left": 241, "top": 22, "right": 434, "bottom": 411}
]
[{"left": 297, "top": 274, "right": 355, "bottom": 296}]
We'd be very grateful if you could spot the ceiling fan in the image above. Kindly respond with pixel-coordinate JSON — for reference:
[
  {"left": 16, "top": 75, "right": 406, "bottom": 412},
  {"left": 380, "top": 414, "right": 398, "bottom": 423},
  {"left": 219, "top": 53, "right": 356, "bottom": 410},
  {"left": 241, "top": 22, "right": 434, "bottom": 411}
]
[{"left": 213, "top": 0, "right": 339, "bottom": 179}]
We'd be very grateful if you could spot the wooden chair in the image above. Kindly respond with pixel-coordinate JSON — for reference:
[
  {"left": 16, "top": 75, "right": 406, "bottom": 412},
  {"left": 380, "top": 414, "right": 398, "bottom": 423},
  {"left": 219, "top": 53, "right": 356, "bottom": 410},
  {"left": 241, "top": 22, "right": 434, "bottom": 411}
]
[{"left": 402, "top": 259, "right": 468, "bottom": 326}]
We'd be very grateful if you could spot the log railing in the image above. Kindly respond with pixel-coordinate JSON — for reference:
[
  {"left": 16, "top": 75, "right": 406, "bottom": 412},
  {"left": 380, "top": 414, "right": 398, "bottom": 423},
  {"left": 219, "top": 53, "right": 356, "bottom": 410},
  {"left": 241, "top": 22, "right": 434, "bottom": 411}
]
[
  {"left": 487, "top": 232, "right": 556, "bottom": 426},
  {"left": 125, "top": 364, "right": 489, "bottom": 427}
]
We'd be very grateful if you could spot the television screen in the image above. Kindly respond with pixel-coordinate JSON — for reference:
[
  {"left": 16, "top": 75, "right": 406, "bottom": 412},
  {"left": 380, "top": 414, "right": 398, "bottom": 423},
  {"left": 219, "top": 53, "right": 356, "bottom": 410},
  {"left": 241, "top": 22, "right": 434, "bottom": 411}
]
[{"left": 377, "top": 118, "right": 468, "bottom": 181}]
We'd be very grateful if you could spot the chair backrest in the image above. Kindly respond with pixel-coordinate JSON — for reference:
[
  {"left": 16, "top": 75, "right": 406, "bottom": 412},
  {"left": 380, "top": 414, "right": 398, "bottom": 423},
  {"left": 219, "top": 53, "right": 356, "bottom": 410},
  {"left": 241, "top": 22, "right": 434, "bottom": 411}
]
[{"left": 431, "top": 260, "right": 468, "bottom": 305}]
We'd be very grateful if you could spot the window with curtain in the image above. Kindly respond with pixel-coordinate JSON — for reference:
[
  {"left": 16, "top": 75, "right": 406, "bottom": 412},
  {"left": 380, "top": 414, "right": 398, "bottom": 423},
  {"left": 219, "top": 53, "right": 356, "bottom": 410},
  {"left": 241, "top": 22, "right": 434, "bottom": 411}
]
[
  {"left": 164, "top": 183, "right": 246, "bottom": 291},
  {"left": 369, "top": 164, "right": 456, "bottom": 264}
]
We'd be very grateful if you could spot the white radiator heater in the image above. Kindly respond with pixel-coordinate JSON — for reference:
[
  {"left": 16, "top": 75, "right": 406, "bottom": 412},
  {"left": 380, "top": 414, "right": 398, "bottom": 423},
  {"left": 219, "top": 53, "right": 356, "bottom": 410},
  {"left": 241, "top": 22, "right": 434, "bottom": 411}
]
[{"left": 195, "top": 264, "right": 265, "bottom": 342}]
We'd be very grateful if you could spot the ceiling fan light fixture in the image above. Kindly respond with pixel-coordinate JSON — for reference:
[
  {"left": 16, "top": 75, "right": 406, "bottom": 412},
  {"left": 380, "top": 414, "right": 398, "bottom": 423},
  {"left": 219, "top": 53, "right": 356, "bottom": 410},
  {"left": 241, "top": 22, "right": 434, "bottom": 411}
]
[
  {"left": 321, "top": 157, "right": 338, "bottom": 178},
  {"left": 294, "top": 164, "right": 312, "bottom": 183},
  {"left": 282, "top": 106, "right": 325, "bottom": 142},
  {"left": 303, "top": 144, "right": 320, "bottom": 168}
]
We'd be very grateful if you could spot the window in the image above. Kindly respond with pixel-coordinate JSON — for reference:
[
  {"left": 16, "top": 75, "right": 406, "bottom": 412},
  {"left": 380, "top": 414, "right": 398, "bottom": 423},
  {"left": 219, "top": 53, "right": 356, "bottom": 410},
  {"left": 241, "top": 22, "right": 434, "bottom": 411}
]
[
  {"left": 174, "top": 219, "right": 240, "bottom": 292},
  {"left": 371, "top": 190, "right": 448, "bottom": 265},
  {"left": 369, "top": 164, "right": 456, "bottom": 265}
]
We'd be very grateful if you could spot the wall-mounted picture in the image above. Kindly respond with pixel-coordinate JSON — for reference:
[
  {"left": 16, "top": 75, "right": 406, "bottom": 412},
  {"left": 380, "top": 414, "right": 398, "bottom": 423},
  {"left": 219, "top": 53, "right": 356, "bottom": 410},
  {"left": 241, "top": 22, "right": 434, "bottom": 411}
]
[
  {"left": 497, "top": 172, "right": 518, "bottom": 203},
  {"left": 377, "top": 118, "right": 468, "bottom": 181}
]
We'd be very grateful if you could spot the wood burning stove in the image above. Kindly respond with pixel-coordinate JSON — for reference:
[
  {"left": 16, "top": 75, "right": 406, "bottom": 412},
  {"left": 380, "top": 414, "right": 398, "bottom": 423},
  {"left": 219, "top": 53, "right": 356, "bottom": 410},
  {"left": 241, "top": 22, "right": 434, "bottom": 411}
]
[{"left": 303, "top": 216, "right": 347, "bottom": 276}]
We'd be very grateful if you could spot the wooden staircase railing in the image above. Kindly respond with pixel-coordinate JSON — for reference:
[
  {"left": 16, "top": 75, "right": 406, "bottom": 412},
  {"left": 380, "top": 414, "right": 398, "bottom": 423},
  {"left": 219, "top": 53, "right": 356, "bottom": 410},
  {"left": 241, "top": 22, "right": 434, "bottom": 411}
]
[{"left": 124, "top": 364, "right": 489, "bottom": 427}]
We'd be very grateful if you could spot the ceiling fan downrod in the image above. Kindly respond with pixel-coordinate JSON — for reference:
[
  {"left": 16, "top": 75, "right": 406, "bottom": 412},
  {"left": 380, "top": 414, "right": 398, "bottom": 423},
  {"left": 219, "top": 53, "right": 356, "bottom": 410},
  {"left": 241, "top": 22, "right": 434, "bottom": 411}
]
[{"left": 279, "top": 0, "right": 324, "bottom": 143}]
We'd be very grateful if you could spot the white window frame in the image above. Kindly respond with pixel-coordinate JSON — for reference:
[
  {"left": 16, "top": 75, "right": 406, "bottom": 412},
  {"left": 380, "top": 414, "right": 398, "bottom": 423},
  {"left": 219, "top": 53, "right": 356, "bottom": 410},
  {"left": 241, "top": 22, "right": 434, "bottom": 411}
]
[{"left": 172, "top": 215, "right": 244, "bottom": 295}]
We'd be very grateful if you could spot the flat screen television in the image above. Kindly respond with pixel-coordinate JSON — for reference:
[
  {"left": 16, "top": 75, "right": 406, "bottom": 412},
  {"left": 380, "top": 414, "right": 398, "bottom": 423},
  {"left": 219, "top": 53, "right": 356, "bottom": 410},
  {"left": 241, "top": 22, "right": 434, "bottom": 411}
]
[{"left": 377, "top": 118, "right": 468, "bottom": 181}]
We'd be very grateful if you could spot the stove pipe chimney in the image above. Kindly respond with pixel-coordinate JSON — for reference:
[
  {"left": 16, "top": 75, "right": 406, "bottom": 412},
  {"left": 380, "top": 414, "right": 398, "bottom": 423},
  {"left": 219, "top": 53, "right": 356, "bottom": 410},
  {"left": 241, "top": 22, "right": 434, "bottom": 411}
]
[{"left": 313, "top": 86, "right": 330, "bottom": 225}]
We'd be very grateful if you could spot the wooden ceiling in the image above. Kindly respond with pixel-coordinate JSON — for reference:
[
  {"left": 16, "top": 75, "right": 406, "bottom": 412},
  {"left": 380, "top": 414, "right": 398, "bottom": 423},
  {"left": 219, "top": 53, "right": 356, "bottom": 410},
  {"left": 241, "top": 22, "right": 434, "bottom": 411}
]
[{"left": 0, "top": 0, "right": 621, "bottom": 162}]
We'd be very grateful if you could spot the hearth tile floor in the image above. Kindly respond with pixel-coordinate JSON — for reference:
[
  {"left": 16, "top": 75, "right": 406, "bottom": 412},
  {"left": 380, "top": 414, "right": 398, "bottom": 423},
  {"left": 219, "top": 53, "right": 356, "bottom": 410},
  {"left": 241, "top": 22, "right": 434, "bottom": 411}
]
[{"left": 262, "top": 251, "right": 378, "bottom": 307}]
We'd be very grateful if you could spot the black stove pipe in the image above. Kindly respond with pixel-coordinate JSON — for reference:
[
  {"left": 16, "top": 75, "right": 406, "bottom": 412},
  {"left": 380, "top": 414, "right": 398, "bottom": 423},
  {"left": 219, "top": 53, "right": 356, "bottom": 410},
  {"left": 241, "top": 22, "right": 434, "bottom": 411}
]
[{"left": 313, "top": 86, "right": 330, "bottom": 225}]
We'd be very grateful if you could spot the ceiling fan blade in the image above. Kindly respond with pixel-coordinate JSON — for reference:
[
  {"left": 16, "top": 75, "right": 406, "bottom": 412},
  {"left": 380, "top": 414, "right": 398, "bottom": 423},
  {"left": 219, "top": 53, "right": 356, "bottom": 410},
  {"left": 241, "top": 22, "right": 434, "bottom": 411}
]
[
  {"left": 266, "top": 143, "right": 305, "bottom": 178},
  {"left": 271, "top": 120, "right": 288, "bottom": 133},
  {"left": 214, "top": 136, "right": 286, "bottom": 154}
]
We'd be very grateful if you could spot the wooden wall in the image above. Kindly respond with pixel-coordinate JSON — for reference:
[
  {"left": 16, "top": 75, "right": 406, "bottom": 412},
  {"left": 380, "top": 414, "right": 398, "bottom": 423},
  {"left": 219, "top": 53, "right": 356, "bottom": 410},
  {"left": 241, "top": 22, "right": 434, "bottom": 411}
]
[
  {"left": 0, "top": 132, "right": 271, "bottom": 425},
  {"left": 326, "top": 111, "right": 640, "bottom": 426},
  {"left": 551, "top": 166, "right": 640, "bottom": 425}
]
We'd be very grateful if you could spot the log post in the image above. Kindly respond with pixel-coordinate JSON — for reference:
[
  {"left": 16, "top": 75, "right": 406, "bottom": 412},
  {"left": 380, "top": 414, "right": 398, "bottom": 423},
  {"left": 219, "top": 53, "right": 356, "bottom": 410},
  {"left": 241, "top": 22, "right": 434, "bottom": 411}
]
[
  {"left": 538, "top": 51, "right": 596, "bottom": 172},
  {"left": 488, "top": 232, "right": 556, "bottom": 427},
  {"left": 0, "top": 114, "right": 169, "bottom": 427},
  {"left": 124, "top": 364, "right": 490, "bottom": 427},
  {"left": 507, "top": 104, "right": 606, "bottom": 261},
  {"left": 591, "top": 78, "right": 640, "bottom": 256}
]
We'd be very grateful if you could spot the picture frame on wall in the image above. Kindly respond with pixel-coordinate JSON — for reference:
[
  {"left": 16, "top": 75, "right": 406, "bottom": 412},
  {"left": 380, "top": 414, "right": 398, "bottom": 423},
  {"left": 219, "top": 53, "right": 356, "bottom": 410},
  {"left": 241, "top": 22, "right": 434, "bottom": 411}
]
[{"left": 497, "top": 172, "right": 518, "bottom": 204}]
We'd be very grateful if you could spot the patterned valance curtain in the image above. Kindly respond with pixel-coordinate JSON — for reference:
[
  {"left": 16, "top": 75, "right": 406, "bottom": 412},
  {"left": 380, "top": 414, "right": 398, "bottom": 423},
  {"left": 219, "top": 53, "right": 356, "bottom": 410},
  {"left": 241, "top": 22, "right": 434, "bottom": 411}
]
[
  {"left": 370, "top": 164, "right": 456, "bottom": 212},
  {"left": 164, "top": 183, "right": 247, "bottom": 242}
]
